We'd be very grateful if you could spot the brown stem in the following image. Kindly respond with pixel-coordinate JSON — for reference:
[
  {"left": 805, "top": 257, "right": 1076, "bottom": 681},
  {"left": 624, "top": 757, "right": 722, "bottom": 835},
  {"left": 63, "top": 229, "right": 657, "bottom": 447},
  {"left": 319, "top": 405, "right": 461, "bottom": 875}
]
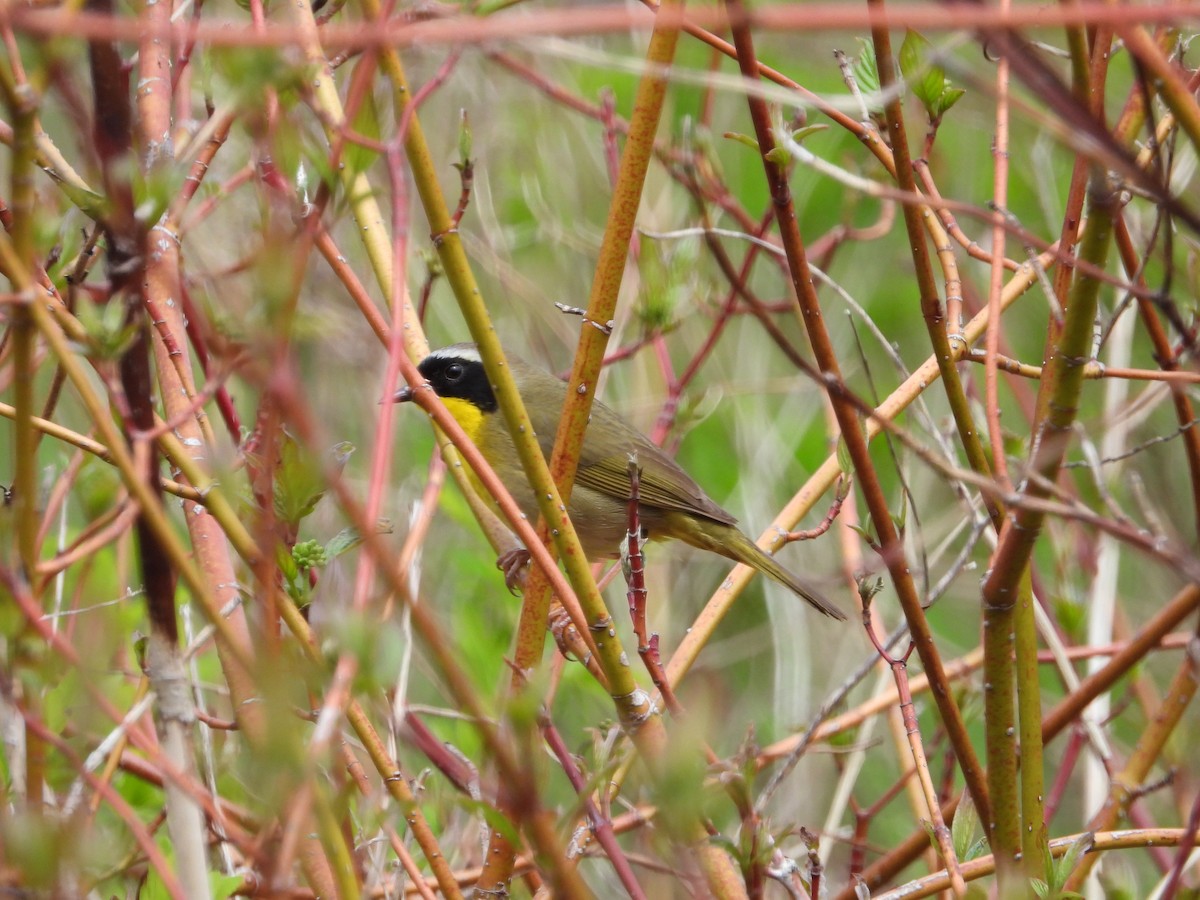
[{"left": 722, "top": 0, "right": 991, "bottom": 829}]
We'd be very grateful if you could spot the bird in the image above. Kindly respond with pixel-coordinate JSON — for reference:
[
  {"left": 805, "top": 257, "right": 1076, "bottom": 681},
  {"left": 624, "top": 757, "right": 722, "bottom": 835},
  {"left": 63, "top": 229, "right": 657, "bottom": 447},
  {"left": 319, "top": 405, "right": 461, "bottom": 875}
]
[{"left": 395, "top": 343, "right": 845, "bottom": 620}]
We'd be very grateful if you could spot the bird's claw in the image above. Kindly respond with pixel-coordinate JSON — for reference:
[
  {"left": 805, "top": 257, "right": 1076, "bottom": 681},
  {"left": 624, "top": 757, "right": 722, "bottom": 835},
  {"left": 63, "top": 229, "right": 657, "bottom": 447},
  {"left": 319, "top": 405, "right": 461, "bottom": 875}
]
[{"left": 497, "top": 548, "right": 531, "bottom": 594}]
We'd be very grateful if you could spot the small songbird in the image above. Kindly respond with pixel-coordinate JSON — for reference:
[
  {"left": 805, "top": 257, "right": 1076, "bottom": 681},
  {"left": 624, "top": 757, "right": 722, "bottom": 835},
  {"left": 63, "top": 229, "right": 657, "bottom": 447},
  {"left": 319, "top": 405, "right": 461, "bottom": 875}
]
[{"left": 395, "top": 343, "right": 845, "bottom": 620}]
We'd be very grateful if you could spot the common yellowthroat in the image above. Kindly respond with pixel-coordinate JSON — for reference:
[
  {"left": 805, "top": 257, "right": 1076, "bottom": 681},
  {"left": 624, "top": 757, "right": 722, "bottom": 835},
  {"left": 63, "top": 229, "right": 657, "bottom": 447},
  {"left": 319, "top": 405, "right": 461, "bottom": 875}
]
[{"left": 396, "top": 343, "right": 845, "bottom": 620}]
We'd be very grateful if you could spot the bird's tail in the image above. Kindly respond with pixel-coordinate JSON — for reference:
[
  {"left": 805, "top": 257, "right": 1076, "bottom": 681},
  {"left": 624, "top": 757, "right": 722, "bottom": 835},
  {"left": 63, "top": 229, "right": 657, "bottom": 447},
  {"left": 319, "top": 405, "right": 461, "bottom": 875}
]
[{"left": 666, "top": 514, "right": 847, "bottom": 620}]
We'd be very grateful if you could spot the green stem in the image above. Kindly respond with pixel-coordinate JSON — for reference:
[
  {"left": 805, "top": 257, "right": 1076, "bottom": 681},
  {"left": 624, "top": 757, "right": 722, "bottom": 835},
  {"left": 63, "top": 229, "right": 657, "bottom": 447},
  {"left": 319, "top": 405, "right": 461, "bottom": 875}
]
[
  {"left": 4, "top": 60, "right": 44, "bottom": 814},
  {"left": 1013, "top": 569, "right": 1045, "bottom": 878},
  {"left": 981, "top": 586, "right": 1020, "bottom": 887},
  {"left": 4, "top": 74, "right": 38, "bottom": 585},
  {"left": 980, "top": 173, "right": 1118, "bottom": 887},
  {"left": 871, "top": 13, "right": 1032, "bottom": 870},
  {"left": 1010, "top": 25, "right": 1114, "bottom": 883}
]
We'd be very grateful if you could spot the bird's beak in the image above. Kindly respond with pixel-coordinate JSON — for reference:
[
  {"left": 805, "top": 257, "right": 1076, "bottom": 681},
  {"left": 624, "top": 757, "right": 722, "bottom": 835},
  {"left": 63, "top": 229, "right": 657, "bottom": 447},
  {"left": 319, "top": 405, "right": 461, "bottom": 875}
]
[{"left": 393, "top": 386, "right": 414, "bottom": 403}]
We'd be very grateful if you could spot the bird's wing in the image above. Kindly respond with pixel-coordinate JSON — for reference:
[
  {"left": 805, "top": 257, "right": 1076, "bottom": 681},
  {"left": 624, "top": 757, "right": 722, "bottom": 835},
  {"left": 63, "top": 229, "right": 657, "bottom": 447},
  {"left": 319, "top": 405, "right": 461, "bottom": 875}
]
[
  {"left": 513, "top": 356, "right": 737, "bottom": 526},
  {"left": 574, "top": 403, "right": 738, "bottom": 526}
]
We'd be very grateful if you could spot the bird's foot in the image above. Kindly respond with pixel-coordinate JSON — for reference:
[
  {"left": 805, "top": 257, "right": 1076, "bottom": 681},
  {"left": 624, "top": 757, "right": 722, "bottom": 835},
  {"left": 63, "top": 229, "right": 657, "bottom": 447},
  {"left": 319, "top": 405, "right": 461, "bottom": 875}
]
[{"left": 497, "top": 548, "right": 531, "bottom": 594}]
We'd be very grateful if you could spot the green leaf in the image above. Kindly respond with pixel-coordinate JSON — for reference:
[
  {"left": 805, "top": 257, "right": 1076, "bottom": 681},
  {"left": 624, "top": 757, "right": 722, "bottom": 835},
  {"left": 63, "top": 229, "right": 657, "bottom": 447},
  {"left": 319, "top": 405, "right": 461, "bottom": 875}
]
[
  {"left": 142, "top": 869, "right": 173, "bottom": 900},
  {"left": 277, "top": 544, "right": 307, "bottom": 603},
  {"left": 47, "top": 176, "right": 109, "bottom": 222},
  {"left": 828, "top": 724, "right": 859, "bottom": 748},
  {"left": 836, "top": 435, "right": 853, "bottom": 475},
  {"left": 1054, "top": 597, "right": 1086, "bottom": 641},
  {"left": 764, "top": 146, "right": 791, "bottom": 166},
  {"left": 344, "top": 92, "right": 382, "bottom": 183},
  {"left": 1031, "top": 879, "right": 1050, "bottom": 899},
  {"left": 921, "top": 69, "right": 947, "bottom": 116},
  {"left": 921, "top": 819, "right": 937, "bottom": 851},
  {"left": 898, "top": 29, "right": 925, "bottom": 85},
  {"left": 936, "top": 87, "right": 966, "bottom": 117},
  {"left": 1042, "top": 841, "right": 1058, "bottom": 887},
  {"left": 460, "top": 796, "right": 521, "bottom": 844},
  {"left": 212, "top": 872, "right": 245, "bottom": 900},
  {"left": 277, "top": 544, "right": 299, "bottom": 581},
  {"left": 853, "top": 38, "right": 881, "bottom": 105},
  {"left": 723, "top": 131, "right": 761, "bottom": 150},
  {"left": 300, "top": 129, "right": 339, "bottom": 197},
  {"left": 635, "top": 242, "right": 684, "bottom": 331},
  {"left": 457, "top": 108, "right": 473, "bottom": 165},
  {"left": 274, "top": 434, "right": 325, "bottom": 526},
  {"left": 1055, "top": 831, "right": 1094, "bottom": 888},
  {"left": 858, "top": 576, "right": 884, "bottom": 609},
  {"left": 328, "top": 440, "right": 355, "bottom": 470},
  {"left": 790, "top": 123, "right": 829, "bottom": 143},
  {"left": 132, "top": 634, "right": 149, "bottom": 673},
  {"left": 133, "top": 166, "right": 177, "bottom": 230},
  {"left": 471, "top": 0, "right": 520, "bottom": 15},
  {"left": 900, "top": 30, "right": 944, "bottom": 116},
  {"left": 966, "top": 837, "right": 989, "bottom": 861},
  {"left": 209, "top": 46, "right": 307, "bottom": 103},
  {"left": 319, "top": 519, "right": 392, "bottom": 560},
  {"left": 898, "top": 29, "right": 964, "bottom": 122},
  {"left": 75, "top": 297, "right": 137, "bottom": 360},
  {"left": 892, "top": 490, "right": 908, "bottom": 532},
  {"left": 951, "top": 796, "right": 979, "bottom": 861},
  {"left": 274, "top": 436, "right": 354, "bottom": 527},
  {"left": 848, "top": 523, "right": 875, "bottom": 543}
]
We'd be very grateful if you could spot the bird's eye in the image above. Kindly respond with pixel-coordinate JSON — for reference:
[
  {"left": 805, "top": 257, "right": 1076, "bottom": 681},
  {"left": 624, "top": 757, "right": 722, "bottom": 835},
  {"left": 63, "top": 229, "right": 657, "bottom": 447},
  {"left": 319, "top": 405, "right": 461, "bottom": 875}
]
[{"left": 444, "top": 363, "right": 464, "bottom": 382}]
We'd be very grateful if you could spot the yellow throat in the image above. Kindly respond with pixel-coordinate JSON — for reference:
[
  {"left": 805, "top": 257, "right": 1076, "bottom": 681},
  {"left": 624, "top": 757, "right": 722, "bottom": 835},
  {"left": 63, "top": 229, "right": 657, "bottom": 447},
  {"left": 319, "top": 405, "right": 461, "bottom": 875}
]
[{"left": 441, "top": 396, "right": 486, "bottom": 444}]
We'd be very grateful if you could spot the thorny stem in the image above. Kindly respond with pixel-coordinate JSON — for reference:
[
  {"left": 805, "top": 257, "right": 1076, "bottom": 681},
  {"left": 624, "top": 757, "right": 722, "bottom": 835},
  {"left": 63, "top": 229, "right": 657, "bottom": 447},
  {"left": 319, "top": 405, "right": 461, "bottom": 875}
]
[
  {"left": 624, "top": 454, "right": 682, "bottom": 717},
  {"left": 862, "top": 607, "right": 967, "bottom": 896},
  {"left": 783, "top": 476, "right": 848, "bottom": 543},
  {"left": 540, "top": 715, "right": 649, "bottom": 900},
  {"left": 442, "top": 152, "right": 473, "bottom": 235}
]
